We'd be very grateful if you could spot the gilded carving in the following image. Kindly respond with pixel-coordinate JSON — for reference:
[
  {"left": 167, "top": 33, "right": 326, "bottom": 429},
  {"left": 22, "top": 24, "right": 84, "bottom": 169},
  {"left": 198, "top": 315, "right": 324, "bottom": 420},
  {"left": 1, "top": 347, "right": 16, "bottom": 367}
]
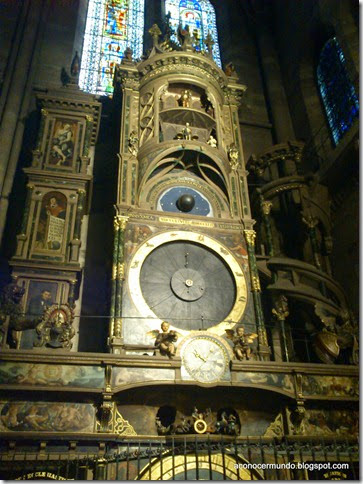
[
  {"left": 114, "top": 318, "right": 122, "bottom": 338},
  {"left": 243, "top": 229, "right": 256, "bottom": 247},
  {"left": 228, "top": 143, "right": 240, "bottom": 170},
  {"left": 34, "top": 303, "right": 75, "bottom": 349},
  {"left": 114, "top": 215, "right": 129, "bottom": 231},
  {"left": 251, "top": 275, "right": 261, "bottom": 292},
  {"left": 225, "top": 326, "right": 258, "bottom": 360},
  {"left": 114, "top": 407, "right": 137, "bottom": 435},
  {"left": 263, "top": 412, "right": 284, "bottom": 437},
  {"left": 261, "top": 200, "right": 273, "bottom": 215},
  {"left": 272, "top": 295, "right": 289, "bottom": 321}
]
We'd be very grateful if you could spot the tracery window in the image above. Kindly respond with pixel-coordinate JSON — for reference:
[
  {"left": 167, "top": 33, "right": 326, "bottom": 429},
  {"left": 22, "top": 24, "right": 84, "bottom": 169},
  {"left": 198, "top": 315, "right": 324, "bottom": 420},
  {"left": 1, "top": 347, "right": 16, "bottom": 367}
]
[
  {"left": 165, "top": 0, "right": 221, "bottom": 67},
  {"left": 80, "top": 0, "right": 145, "bottom": 96},
  {"left": 317, "top": 37, "right": 359, "bottom": 145}
]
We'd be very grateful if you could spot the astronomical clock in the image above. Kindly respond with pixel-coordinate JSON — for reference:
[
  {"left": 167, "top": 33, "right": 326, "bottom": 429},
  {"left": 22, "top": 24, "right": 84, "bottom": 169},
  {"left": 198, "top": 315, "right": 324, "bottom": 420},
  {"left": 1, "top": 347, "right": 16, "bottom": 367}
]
[
  {"left": 0, "top": 9, "right": 358, "bottom": 482},
  {"left": 103, "top": 23, "right": 273, "bottom": 449}
]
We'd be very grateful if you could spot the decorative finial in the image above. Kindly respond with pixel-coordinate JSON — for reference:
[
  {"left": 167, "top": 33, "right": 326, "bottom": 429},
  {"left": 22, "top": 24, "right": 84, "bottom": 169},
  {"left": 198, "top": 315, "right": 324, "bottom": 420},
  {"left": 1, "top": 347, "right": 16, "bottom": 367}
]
[{"left": 204, "top": 31, "right": 214, "bottom": 56}]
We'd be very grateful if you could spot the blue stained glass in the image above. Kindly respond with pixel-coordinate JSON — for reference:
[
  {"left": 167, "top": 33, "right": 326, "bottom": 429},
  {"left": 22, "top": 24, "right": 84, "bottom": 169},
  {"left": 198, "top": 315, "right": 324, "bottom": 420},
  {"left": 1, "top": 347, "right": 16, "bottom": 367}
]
[
  {"left": 165, "top": 0, "right": 221, "bottom": 67},
  {"left": 317, "top": 37, "right": 359, "bottom": 145},
  {"left": 80, "top": 0, "right": 145, "bottom": 96}
]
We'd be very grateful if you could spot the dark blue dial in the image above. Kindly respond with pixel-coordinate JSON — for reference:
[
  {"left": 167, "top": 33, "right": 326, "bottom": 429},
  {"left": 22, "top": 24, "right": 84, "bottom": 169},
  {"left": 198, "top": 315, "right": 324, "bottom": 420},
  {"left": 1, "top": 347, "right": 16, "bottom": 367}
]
[{"left": 157, "top": 186, "right": 212, "bottom": 216}]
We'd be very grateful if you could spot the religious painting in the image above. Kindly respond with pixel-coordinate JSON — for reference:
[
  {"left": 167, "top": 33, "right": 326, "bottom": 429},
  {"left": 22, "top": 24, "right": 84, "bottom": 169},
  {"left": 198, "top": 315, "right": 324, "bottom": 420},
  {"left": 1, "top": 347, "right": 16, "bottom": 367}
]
[
  {"left": 302, "top": 375, "right": 359, "bottom": 398},
  {"left": 0, "top": 401, "right": 95, "bottom": 432},
  {"left": 293, "top": 409, "right": 359, "bottom": 437},
  {"left": 112, "top": 367, "right": 175, "bottom": 387},
  {"left": 235, "top": 372, "right": 295, "bottom": 395},
  {"left": 0, "top": 362, "right": 104, "bottom": 388},
  {"left": 35, "top": 191, "right": 67, "bottom": 252},
  {"left": 48, "top": 119, "right": 77, "bottom": 167}
]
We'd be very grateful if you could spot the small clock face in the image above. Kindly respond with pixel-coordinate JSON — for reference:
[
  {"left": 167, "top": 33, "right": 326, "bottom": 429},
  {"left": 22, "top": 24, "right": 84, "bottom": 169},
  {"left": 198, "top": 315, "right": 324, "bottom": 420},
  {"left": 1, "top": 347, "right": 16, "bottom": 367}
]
[{"left": 181, "top": 336, "right": 230, "bottom": 383}]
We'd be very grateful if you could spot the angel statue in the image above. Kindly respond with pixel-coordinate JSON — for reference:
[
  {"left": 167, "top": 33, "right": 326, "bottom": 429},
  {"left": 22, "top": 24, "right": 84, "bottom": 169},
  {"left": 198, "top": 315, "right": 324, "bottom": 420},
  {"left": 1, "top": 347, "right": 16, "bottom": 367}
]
[
  {"left": 226, "top": 326, "right": 258, "bottom": 360},
  {"left": 148, "top": 321, "right": 179, "bottom": 358}
]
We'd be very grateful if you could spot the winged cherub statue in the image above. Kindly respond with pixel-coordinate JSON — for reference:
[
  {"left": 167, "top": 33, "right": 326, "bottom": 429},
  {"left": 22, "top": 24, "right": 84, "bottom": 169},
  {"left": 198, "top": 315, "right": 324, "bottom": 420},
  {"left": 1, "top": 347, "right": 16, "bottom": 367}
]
[
  {"left": 148, "top": 321, "right": 179, "bottom": 358},
  {"left": 226, "top": 326, "right": 258, "bottom": 360}
]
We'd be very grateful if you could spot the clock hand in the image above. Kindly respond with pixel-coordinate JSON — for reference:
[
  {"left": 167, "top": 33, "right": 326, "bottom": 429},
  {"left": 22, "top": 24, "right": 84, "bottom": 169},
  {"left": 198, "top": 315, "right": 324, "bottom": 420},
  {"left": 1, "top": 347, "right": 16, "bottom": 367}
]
[{"left": 193, "top": 350, "right": 207, "bottom": 362}]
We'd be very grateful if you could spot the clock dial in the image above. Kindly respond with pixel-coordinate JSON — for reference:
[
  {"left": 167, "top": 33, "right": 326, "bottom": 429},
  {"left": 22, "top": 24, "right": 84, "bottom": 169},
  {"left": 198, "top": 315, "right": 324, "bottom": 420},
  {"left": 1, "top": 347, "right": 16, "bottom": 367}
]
[
  {"left": 139, "top": 241, "right": 236, "bottom": 330},
  {"left": 128, "top": 230, "right": 248, "bottom": 335},
  {"left": 181, "top": 336, "right": 230, "bottom": 382},
  {"left": 157, "top": 186, "right": 213, "bottom": 216}
]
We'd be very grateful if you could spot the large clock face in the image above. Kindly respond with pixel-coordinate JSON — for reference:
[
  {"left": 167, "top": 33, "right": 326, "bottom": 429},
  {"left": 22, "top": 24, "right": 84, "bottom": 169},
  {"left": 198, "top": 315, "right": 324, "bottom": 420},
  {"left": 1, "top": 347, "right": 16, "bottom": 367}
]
[
  {"left": 140, "top": 241, "right": 236, "bottom": 330},
  {"left": 181, "top": 335, "right": 230, "bottom": 382},
  {"left": 128, "top": 231, "right": 248, "bottom": 335}
]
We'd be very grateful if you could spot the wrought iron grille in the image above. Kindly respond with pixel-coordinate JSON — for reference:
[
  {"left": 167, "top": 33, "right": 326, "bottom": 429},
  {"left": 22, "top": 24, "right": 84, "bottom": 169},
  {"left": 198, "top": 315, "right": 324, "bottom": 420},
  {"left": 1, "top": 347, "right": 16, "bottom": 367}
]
[{"left": 0, "top": 437, "right": 359, "bottom": 480}]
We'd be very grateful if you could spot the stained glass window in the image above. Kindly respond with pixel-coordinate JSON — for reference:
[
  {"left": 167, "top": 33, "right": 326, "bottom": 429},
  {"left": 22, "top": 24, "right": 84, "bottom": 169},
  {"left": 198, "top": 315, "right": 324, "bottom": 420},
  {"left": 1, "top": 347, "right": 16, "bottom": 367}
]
[
  {"left": 80, "top": 0, "right": 145, "bottom": 96},
  {"left": 317, "top": 37, "right": 359, "bottom": 146},
  {"left": 165, "top": 0, "right": 221, "bottom": 67}
]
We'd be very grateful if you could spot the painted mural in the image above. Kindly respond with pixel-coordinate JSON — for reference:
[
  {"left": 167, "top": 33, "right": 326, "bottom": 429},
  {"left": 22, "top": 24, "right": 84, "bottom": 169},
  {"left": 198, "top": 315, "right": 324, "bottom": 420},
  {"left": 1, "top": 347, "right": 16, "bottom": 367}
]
[
  {"left": 124, "top": 223, "right": 158, "bottom": 258},
  {"left": 294, "top": 409, "right": 359, "bottom": 437},
  {"left": 234, "top": 372, "right": 295, "bottom": 394},
  {"left": 0, "top": 402, "right": 95, "bottom": 432},
  {"left": 302, "top": 375, "right": 358, "bottom": 398},
  {"left": 112, "top": 367, "right": 175, "bottom": 386},
  {"left": 35, "top": 191, "right": 67, "bottom": 252},
  {"left": 0, "top": 362, "right": 104, "bottom": 388},
  {"left": 48, "top": 119, "right": 77, "bottom": 167}
]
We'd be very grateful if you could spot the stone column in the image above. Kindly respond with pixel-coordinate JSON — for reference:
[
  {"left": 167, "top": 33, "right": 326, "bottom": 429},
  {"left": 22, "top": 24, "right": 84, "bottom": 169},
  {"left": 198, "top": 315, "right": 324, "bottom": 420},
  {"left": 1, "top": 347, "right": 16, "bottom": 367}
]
[
  {"left": 259, "top": 195, "right": 274, "bottom": 257},
  {"left": 254, "top": 18, "right": 295, "bottom": 145},
  {"left": 0, "top": 0, "right": 48, "bottom": 242},
  {"left": 109, "top": 215, "right": 128, "bottom": 350},
  {"left": 70, "top": 189, "right": 86, "bottom": 263},
  {"left": 244, "top": 229, "right": 270, "bottom": 360},
  {"left": 272, "top": 294, "right": 290, "bottom": 362}
]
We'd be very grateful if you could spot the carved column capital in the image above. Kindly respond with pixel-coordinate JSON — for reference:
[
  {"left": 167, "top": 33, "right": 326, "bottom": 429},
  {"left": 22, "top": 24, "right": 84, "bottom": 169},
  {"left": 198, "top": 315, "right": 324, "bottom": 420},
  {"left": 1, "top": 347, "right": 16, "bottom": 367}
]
[
  {"left": 114, "top": 215, "right": 129, "bottom": 231},
  {"left": 261, "top": 199, "right": 273, "bottom": 215},
  {"left": 244, "top": 229, "right": 256, "bottom": 247},
  {"left": 272, "top": 294, "right": 289, "bottom": 321}
]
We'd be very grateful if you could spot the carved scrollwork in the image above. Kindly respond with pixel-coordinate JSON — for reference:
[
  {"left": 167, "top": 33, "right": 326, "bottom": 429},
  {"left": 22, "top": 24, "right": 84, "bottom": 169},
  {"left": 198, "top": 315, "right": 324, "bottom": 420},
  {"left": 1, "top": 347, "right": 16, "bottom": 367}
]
[{"left": 34, "top": 303, "right": 75, "bottom": 349}]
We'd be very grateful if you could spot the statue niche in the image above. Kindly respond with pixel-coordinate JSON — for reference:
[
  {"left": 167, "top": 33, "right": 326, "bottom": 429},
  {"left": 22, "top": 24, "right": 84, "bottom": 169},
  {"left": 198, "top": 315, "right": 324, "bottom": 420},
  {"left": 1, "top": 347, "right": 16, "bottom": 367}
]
[{"left": 159, "top": 83, "right": 216, "bottom": 143}]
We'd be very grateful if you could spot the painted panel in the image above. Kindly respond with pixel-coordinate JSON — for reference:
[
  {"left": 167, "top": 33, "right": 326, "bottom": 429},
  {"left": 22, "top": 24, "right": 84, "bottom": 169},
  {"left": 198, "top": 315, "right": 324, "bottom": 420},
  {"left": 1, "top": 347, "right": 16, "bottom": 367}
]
[
  {"left": 235, "top": 372, "right": 295, "bottom": 394},
  {"left": 112, "top": 367, "right": 175, "bottom": 386},
  {"left": 47, "top": 119, "right": 78, "bottom": 168},
  {"left": 0, "top": 362, "right": 104, "bottom": 388},
  {"left": 302, "top": 375, "right": 359, "bottom": 398},
  {"left": 0, "top": 402, "right": 95, "bottom": 432}
]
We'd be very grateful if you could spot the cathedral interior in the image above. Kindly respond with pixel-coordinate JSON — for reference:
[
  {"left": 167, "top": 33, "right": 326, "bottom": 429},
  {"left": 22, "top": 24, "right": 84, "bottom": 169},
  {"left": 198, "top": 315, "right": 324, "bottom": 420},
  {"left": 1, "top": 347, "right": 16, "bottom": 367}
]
[{"left": 0, "top": 0, "right": 359, "bottom": 480}]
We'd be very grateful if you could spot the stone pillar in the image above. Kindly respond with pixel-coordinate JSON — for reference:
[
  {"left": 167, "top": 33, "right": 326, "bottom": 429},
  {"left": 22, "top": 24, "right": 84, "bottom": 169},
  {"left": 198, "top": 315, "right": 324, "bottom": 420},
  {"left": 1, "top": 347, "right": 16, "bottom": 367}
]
[
  {"left": 259, "top": 195, "right": 274, "bottom": 257},
  {"left": 254, "top": 19, "right": 295, "bottom": 145},
  {"left": 109, "top": 215, "right": 129, "bottom": 351},
  {"left": 244, "top": 229, "right": 270, "bottom": 360},
  {"left": 0, "top": 0, "right": 48, "bottom": 242},
  {"left": 272, "top": 294, "right": 290, "bottom": 362}
]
